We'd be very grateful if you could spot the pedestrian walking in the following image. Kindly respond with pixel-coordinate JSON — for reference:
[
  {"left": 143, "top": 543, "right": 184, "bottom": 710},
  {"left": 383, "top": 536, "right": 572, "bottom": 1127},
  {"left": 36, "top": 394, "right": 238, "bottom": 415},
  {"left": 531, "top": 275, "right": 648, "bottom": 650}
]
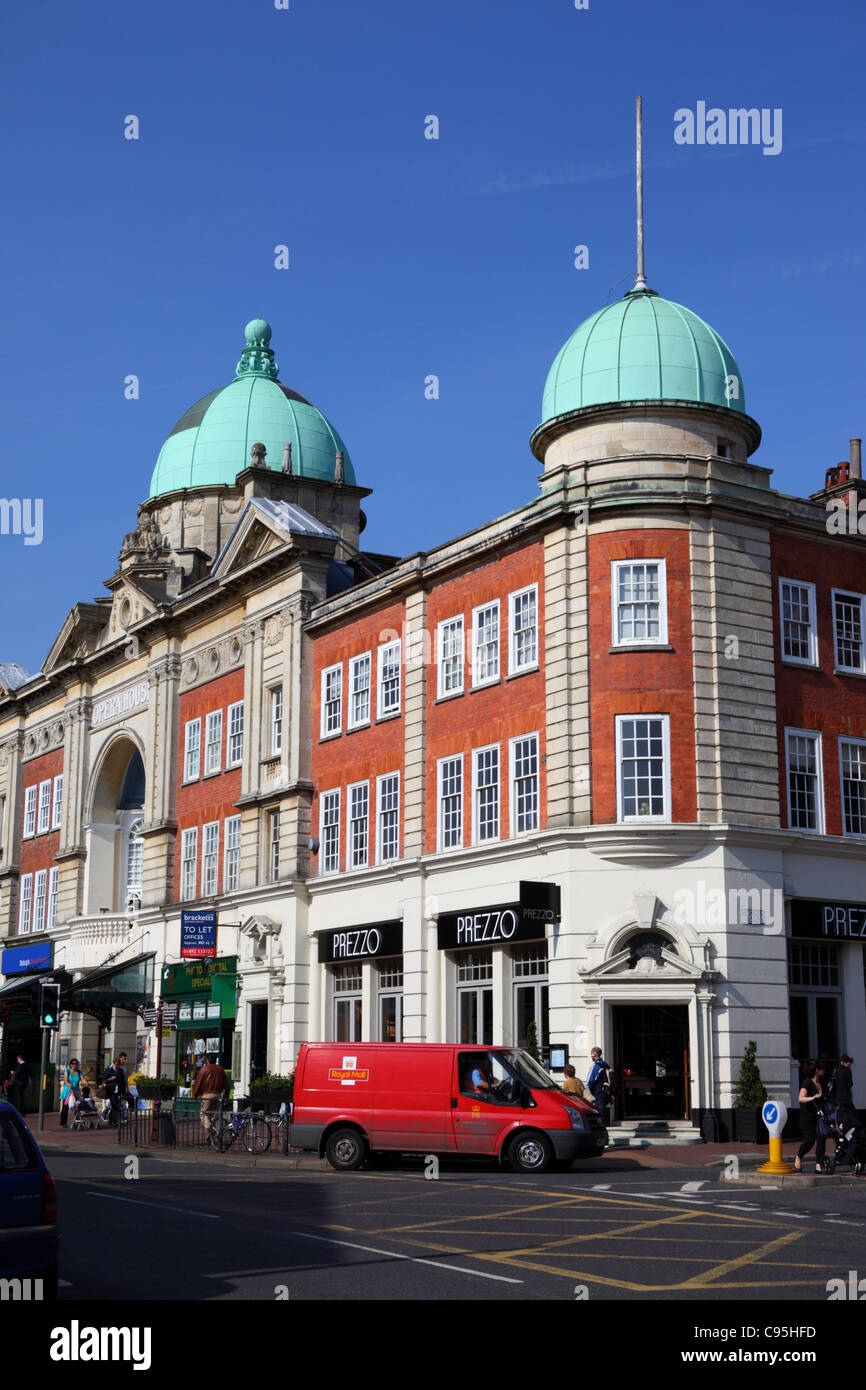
[
  {"left": 9, "top": 1054, "right": 31, "bottom": 1115},
  {"left": 192, "top": 1052, "right": 230, "bottom": 1132},
  {"left": 59, "top": 1058, "right": 82, "bottom": 1127},
  {"left": 586, "top": 1047, "right": 612, "bottom": 1125},
  {"left": 102, "top": 1052, "right": 128, "bottom": 1126},
  {"left": 830, "top": 1054, "right": 857, "bottom": 1130},
  {"left": 561, "top": 1064, "right": 586, "bottom": 1098},
  {"left": 794, "top": 1060, "right": 827, "bottom": 1173}
]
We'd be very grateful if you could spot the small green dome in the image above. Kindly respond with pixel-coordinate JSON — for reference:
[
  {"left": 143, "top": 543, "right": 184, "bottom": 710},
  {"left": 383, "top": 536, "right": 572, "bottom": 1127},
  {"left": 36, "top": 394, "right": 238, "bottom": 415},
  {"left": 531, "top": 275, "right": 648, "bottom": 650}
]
[
  {"left": 541, "top": 288, "right": 745, "bottom": 424},
  {"left": 148, "top": 320, "right": 355, "bottom": 498}
]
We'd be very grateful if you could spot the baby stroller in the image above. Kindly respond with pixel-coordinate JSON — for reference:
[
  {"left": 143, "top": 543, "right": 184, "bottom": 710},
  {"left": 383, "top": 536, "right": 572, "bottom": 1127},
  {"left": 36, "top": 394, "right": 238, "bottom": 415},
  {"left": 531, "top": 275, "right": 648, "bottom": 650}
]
[
  {"left": 70, "top": 1086, "right": 102, "bottom": 1131},
  {"left": 820, "top": 1101, "right": 866, "bottom": 1175}
]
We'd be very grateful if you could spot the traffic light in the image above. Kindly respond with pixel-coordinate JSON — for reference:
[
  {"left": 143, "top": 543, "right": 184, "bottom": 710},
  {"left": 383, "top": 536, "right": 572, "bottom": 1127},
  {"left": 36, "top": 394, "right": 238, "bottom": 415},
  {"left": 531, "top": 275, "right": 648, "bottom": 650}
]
[{"left": 39, "top": 982, "right": 61, "bottom": 1029}]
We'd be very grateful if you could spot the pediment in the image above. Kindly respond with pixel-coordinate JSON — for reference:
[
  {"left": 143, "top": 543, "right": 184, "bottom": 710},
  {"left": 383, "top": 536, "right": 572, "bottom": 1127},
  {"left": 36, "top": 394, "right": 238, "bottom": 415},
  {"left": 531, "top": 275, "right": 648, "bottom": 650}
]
[
  {"left": 211, "top": 498, "right": 338, "bottom": 582},
  {"left": 43, "top": 603, "right": 110, "bottom": 672},
  {"left": 581, "top": 946, "right": 704, "bottom": 983},
  {"left": 101, "top": 583, "right": 160, "bottom": 649}
]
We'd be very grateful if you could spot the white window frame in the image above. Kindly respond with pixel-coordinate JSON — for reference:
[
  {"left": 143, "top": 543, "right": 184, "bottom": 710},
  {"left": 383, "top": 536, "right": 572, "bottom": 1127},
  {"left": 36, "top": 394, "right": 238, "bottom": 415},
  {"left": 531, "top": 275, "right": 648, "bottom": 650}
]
[
  {"left": 227, "top": 702, "right": 244, "bottom": 767},
  {"left": 377, "top": 640, "right": 401, "bottom": 719},
  {"left": 471, "top": 600, "right": 500, "bottom": 689},
  {"left": 38, "top": 779, "right": 51, "bottom": 834},
  {"left": 839, "top": 736, "right": 866, "bottom": 838},
  {"left": 472, "top": 744, "right": 500, "bottom": 845},
  {"left": 51, "top": 775, "right": 63, "bottom": 831},
  {"left": 615, "top": 714, "right": 672, "bottom": 823},
  {"left": 831, "top": 588, "right": 866, "bottom": 675},
  {"left": 202, "top": 820, "right": 219, "bottom": 897},
  {"left": 269, "top": 809, "right": 281, "bottom": 882},
  {"left": 320, "top": 789, "right": 341, "bottom": 875},
  {"left": 47, "top": 866, "right": 59, "bottom": 930},
  {"left": 779, "top": 578, "right": 819, "bottom": 667},
  {"left": 785, "top": 727, "right": 825, "bottom": 834},
  {"left": 376, "top": 772, "right": 400, "bottom": 864},
  {"left": 437, "top": 616, "right": 464, "bottom": 698},
  {"left": 321, "top": 664, "right": 343, "bottom": 738},
  {"left": 204, "top": 710, "right": 223, "bottom": 776},
  {"left": 437, "top": 754, "right": 464, "bottom": 852},
  {"left": 270, "top": 687, "right": 283, "bottom": 757},
  {"left": 348, "top": 653, "right": 372, "bottom": 731},
  {"left": 184, "top": 719, "right": 201, "bottom": 782},
  {"left": 508, "top": 584, "right": 539, "bottom": 675},
  {"left": 611, "top": 559, "right": 668, "bottom": 647},
  {"left": 18, "top": 873, "right": 32, "bottom": 933},
  {"left": 509, "top": 733, "right": 540, "bottom": 836},
  {"left": 348, "top": 780, "right": 369, "bottom": 869},
  {"left": 23, "top": 786, "right": 37, "bottom": 839},
  {"left": 32, "top": 869, "right": 47, "bottom": 933},
  {"left": 180, "top": 827, "right": 198, "bottom": 901},
  {"left": 223, "top": 814, "right": 241, "bottom": 892}
]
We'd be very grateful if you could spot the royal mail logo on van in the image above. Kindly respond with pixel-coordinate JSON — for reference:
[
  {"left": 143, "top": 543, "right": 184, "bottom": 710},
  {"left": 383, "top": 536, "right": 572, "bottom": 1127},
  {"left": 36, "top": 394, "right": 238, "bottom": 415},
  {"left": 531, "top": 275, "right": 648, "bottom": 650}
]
[{"left": 329, "top": 1056, "right": 370, "bottom": 1086}]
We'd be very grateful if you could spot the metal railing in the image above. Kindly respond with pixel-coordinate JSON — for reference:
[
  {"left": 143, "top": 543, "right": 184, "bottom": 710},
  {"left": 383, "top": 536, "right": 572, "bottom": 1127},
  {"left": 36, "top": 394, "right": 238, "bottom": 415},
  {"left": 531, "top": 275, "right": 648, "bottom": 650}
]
[{"left": 117, "top": 1098, "right": 298, "bottom": 1155}]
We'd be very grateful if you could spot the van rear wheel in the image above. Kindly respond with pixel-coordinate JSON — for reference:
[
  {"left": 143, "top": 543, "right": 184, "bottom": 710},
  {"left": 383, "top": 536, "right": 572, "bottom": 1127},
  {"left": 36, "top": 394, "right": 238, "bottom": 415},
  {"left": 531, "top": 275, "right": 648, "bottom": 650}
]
[
  {"left": 325, "top": 1126, "right": 367, "bottom": 1171},
  {"left": 509, "top": 1131, "right": 554, "bottom": 1174}
]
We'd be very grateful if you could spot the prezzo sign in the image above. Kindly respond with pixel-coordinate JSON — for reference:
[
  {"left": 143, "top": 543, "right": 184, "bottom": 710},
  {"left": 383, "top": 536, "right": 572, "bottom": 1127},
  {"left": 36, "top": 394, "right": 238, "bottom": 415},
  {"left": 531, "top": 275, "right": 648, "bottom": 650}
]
[
  {"left": 437, "top": 903, "right": 547, "bottom": 950},
  {"left": 317, "top": 921, "right": 403, "bottom": 964},
  {"left": 91, "top": 680, "right": 150, "bottom": 728},
  {"left": 791, "top": 899, "right": 866, "bottom": 940}
]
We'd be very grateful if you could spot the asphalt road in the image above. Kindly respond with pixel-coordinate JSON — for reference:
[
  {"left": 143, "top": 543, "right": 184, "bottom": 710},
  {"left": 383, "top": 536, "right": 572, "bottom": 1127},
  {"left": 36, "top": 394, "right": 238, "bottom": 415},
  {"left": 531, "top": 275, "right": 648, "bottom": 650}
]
[{"left": 49, "top": 1150, "right": 866, "bottom": 1302}]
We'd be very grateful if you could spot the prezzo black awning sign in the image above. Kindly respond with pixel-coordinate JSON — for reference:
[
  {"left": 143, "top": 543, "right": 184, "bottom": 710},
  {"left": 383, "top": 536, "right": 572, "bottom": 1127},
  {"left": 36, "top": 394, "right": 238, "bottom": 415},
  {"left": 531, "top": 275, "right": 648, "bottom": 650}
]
[
  {"left": 791, "top": 899, "right": 866, "bottom": 940},
  {"left": 437, "top": 904, "right": 548, "bottom": 950},
  {"left": 318, "top": 921, "right": 403, "bottom": 963}
]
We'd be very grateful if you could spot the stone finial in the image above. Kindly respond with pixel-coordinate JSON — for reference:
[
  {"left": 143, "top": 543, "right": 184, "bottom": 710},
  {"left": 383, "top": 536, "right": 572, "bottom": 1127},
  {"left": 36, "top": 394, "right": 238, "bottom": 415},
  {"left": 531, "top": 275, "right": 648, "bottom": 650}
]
[
  {"left": 235, "top": 318, "right": 279, "bottom": 380},
  {"left": 334, "top": 449, "right": 345, "bottom": 485},
  {"left": 282, "top": 441, "right": 293, "bottom": 475},
  {"left": 250, "top": 442, "right": 267, "bottom": 468}
]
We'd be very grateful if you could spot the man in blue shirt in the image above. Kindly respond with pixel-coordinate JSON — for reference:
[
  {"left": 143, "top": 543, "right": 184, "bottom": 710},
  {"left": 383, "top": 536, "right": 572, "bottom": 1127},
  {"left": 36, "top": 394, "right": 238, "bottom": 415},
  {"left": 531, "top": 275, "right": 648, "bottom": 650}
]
[{"left": 586, "top": 1048, "right": 611, "bottom": 1124}]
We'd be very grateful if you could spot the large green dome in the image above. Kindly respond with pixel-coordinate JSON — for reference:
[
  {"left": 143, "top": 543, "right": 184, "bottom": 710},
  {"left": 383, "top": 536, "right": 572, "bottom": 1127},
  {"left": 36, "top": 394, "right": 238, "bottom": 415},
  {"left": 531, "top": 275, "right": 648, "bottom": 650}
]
[
  {"left": 148, "top": 319, "right": 356, "bottom": 498},
  {"left": 541, "top": 288, "right": 745, "bottom": 424}
]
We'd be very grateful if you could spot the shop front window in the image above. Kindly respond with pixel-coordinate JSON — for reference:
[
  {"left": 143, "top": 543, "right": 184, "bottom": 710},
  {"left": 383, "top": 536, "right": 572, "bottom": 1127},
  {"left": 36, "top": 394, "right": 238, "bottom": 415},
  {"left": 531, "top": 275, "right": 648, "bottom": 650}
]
[
  {"left": 512, "top": 944, "right": 549, "bottom": 1053},
  {"left": 788, "top": 941, "right": 842, "bottom": 1069},
  {"left": 333, "top": 964, "right": 362, "bottom": 1042},
  {"left": 457, "top": 950, "right": 493, "bottom": 1045},
  {"left": 378, "top": 960, "right": 403, "bottom": 1042}
]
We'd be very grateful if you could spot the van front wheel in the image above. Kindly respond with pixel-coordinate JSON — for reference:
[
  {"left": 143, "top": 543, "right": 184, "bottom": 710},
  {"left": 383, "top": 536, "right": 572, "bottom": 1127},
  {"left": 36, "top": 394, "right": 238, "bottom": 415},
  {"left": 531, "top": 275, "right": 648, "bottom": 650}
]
[
  {"left": 508, "top": 1131, "right": 553, "bottom": 1174},
  {"left": 325, "top": 1126, "right": 367, "bottom": 1171}
]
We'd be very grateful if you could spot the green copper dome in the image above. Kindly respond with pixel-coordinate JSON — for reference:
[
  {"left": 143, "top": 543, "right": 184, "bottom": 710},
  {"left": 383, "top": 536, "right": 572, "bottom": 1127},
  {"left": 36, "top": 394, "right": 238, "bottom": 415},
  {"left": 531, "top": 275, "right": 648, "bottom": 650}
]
[
  {"left": 148, "top": 319, "right": 356, "bottom": 498},
  {"left": 541, "top": 288, "right": 745, "bottom": 423}
]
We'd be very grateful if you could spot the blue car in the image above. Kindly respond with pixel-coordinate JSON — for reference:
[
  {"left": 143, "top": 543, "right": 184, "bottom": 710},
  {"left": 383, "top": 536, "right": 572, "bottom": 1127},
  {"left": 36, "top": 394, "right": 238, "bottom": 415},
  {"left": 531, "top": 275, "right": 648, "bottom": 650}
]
[{"left": 0, "top": 1100, "right": 59, "bottom": 1299}]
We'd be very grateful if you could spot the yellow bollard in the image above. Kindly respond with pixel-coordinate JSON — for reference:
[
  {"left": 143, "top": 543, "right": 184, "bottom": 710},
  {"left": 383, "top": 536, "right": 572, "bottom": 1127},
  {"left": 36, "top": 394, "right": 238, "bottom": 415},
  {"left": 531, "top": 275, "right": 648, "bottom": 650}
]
[{"left": 757, "top": 1100, "right": 794, "bottom": 1174}]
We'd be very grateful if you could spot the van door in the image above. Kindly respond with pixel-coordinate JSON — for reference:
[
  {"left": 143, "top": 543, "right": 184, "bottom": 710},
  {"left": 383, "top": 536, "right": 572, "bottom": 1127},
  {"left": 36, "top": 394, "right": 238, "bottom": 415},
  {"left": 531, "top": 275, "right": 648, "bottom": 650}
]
[
  {"left": 368, "top": 1049, "right": 457, "bottom": 1153},
  {"left": 451, "top": 1051, "right": 522, "bottom": 1156}
]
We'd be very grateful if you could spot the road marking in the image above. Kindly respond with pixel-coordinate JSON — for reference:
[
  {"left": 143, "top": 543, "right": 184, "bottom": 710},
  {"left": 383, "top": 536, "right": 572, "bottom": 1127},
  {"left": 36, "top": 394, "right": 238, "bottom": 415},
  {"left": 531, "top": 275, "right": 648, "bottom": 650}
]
[
  {"left": 825, "top": 1218, "right": 861, "bottom": 1226},
  {"left": 773, "top": 1211, "right": 808, "bottom": 1219},
  {"left": 682, "top": 1229, "right": 804, "bottom": 1288},
  {"left": 717, "top": 1204, "right": 760, "bottom": 1212},
  {"left": 86, "top": 1191, "right": 219, "bottom": 1219},
  {"left": 679, "top": 1181, "right": 707, "bottom": 1192},
  {"left": 291, "top": 1229, "right": 523, "bottom": 1283},
  {"left": 591, "top": 1183, "right": 612, "bottom": 1190}
]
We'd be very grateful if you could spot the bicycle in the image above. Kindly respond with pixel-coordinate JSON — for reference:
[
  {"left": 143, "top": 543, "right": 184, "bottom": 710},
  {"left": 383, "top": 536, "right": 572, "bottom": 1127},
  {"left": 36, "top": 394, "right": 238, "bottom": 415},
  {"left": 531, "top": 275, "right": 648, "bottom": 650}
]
[
  {"left": 207, "top": 1106, "right": 271, "bottom": 1154},
  {"left": 263, "top": 1107, "right": 291, "bottom": 1152}
]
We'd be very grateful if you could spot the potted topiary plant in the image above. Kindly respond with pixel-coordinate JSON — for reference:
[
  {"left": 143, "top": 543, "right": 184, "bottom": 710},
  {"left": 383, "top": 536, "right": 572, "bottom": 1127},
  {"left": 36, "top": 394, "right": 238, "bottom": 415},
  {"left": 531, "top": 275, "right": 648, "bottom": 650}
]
[
  {"left": 733, "top": 1040, "right": 767, "bottom": 1142},
  {"left": 525, "top": 1021, "right": 541, "bottom": 1063}
]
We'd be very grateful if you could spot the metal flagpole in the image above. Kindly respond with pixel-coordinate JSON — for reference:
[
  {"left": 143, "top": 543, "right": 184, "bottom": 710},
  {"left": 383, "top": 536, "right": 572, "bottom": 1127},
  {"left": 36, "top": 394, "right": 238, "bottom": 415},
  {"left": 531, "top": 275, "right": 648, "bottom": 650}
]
[{"left": 633, "top": 95, "right": 648, "bottom": 292}]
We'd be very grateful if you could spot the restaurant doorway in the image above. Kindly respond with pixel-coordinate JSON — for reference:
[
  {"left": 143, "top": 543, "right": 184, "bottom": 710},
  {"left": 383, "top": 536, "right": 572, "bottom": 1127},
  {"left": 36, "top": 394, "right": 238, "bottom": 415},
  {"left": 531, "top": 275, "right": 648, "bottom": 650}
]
[{"left": 613, "top": 1004, "right": 690, "bottom": 1121}]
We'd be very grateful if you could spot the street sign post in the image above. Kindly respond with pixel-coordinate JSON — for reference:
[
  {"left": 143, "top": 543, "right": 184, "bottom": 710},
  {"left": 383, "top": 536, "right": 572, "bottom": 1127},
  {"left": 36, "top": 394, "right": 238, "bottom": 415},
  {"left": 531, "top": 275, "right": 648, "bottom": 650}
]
[{"left": 757, "top": 1099, "right": 794, "bottom": 1174}]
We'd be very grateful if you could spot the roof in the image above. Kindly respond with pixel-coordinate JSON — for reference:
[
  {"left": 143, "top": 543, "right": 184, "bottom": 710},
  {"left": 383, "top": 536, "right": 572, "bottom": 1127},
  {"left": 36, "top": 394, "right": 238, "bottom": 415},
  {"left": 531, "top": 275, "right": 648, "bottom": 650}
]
[
  {"left": 0, "top": 662, "right": 34, "bottom": 693},
  {"left": 148, "top": 319, "right": 356, "bottom": 498},
  {"left": 541, "top": 288, "right": 746, "bottom": 423}
]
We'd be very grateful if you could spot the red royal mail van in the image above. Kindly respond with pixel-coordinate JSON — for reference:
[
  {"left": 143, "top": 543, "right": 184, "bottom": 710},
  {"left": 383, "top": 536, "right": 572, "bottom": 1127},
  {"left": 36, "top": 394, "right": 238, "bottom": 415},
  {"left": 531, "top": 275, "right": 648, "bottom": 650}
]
[{"left": 290, "top": 1042, "right": 607, "bottom": 1173}]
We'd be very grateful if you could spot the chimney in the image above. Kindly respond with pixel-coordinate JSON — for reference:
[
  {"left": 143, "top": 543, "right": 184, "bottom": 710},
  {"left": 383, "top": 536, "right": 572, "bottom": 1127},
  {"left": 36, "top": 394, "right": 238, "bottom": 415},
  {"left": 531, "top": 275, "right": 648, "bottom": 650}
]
[{"left": 851, "top": 438, "right": 862, "bottom": 480}]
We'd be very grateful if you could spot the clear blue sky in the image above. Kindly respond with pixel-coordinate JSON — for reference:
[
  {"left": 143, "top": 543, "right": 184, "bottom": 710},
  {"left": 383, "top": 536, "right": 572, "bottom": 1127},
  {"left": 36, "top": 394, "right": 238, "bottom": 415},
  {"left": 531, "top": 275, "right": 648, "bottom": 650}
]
[{"left": 1, "top": 0, "right": 864, "bottom": 672}]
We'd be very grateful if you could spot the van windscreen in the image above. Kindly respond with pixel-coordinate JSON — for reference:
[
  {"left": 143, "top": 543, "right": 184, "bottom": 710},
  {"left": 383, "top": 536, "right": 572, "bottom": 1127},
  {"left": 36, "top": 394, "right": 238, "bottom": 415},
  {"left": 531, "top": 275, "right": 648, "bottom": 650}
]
[{"left": 496, "top": 1050, "right": 558, "bottom": 1091}]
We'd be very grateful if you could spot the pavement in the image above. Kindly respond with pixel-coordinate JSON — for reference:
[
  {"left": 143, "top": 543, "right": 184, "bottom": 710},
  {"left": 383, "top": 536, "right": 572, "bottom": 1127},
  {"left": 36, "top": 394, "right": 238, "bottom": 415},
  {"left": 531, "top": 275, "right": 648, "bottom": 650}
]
[{"left": 27, "top": 1108, "right": 846, "bottom": 1176}]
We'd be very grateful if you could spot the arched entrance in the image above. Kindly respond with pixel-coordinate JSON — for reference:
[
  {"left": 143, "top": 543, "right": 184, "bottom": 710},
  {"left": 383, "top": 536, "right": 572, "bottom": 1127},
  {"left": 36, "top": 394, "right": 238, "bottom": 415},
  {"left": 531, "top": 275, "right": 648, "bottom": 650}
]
[{"left": 83, "top": 737, "right": 146, "bottom": 915}]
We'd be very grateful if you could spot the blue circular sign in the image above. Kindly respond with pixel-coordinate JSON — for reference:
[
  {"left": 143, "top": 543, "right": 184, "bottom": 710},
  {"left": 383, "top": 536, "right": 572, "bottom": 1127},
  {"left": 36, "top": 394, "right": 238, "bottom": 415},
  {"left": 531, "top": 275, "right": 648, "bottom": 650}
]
[{"left": 763, "top": 1102, "right": 777, "bottom": 1124}]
